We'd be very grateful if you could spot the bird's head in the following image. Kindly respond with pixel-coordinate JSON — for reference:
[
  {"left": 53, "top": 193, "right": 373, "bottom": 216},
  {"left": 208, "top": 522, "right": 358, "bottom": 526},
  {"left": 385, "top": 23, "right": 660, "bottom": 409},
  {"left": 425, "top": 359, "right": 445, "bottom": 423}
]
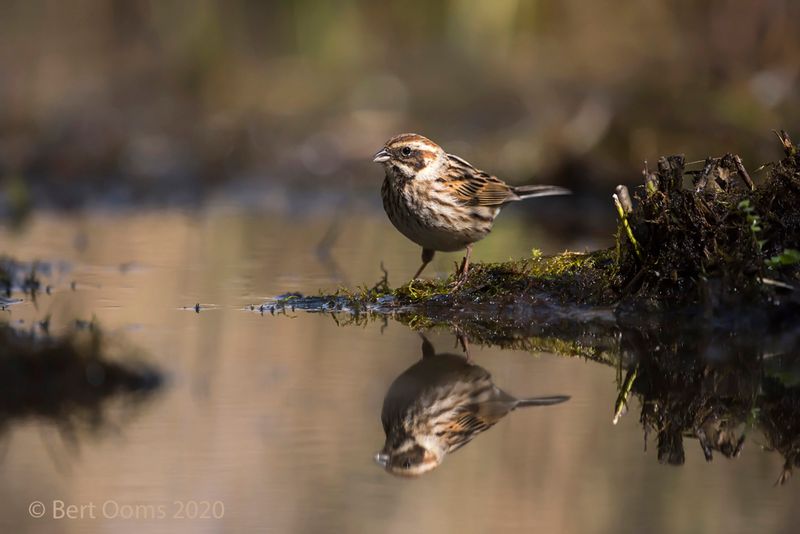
[
  {"left": 373, "top": 133, "right": 447, "bottom": 182},
  {"left": 374, "top": 438, "right": 443, "bottom": 477}
]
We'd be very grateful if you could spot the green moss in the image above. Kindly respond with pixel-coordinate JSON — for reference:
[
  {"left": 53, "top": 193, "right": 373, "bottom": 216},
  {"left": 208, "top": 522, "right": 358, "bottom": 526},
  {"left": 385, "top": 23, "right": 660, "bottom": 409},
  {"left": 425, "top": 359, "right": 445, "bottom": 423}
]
[{"left": 393, "top": 278, "right": 452, "bottom": 302}]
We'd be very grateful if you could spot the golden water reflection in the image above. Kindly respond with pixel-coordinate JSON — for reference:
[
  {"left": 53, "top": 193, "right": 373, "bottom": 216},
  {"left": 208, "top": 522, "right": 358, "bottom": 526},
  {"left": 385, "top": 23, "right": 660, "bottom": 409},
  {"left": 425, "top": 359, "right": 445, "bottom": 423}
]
[{"left": 0, "top": 207, "right": 798, "bottom": 533}]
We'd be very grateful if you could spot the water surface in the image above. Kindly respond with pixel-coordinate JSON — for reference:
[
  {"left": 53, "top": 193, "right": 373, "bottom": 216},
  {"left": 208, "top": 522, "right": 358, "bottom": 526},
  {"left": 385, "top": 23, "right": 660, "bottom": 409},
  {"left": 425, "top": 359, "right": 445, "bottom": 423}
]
[{"left": 1, "top": 205, "right": 798, "bottom": 533}]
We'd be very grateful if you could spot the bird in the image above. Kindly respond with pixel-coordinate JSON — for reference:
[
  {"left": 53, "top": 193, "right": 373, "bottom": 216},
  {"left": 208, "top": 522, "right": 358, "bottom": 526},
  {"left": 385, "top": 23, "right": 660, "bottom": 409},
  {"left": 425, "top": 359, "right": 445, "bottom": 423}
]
[
  {"left": 373, "top": 133, "right": 570, "bottom": 283},
  {"left": 375, "top": 335, "right": 569, "bottom": 477}
]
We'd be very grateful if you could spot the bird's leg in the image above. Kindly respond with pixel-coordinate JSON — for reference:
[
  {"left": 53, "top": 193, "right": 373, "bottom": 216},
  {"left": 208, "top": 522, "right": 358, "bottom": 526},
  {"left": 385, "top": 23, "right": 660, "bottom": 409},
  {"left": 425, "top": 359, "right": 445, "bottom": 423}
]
[
  {"left": 413, "top": 248, "right": 435, "bottom": 279},
  {"left": 419, "top": 333, "right": 436, "bottom": 359},
  {"left": 453, "top": 244, "right": 473, "bottom": 287},
  {"left": 453, "top": 325, "right": 472, "bottom": 361}
]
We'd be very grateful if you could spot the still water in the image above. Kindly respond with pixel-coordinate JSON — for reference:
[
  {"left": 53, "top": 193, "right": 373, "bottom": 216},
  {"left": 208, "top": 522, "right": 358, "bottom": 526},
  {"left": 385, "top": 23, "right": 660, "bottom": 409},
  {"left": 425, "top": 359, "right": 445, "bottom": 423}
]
[{"left": 1, "top": 202, "right": 798, "bottom": 533}]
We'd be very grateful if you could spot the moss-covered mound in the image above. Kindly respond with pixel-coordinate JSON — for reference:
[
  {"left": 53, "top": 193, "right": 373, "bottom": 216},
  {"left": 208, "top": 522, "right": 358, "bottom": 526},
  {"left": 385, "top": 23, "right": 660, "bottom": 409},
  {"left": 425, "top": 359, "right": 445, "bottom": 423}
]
[
  {"left": 273, "top": 131, "right": 799, "bottom": 315},
  {"left": 391, "top": 248, "right": 618, "bottom": 306}
]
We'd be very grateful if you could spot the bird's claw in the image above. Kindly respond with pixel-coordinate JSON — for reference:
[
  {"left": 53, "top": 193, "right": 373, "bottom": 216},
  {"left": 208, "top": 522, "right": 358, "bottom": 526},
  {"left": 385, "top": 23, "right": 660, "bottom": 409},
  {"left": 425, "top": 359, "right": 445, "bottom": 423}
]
[
  {"left": 454, "top": 327, "right": 471, "bottom": 360},
  {"left": 450, "top": 273, "right": 469, "bottom": 290}
]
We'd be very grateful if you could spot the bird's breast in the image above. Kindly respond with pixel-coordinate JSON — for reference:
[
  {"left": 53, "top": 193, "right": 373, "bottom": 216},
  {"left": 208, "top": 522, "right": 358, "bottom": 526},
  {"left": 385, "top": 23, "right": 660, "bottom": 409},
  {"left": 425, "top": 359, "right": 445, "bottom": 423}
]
[{"left": 382, "top": 176, "right": 498, "bottom": 252}]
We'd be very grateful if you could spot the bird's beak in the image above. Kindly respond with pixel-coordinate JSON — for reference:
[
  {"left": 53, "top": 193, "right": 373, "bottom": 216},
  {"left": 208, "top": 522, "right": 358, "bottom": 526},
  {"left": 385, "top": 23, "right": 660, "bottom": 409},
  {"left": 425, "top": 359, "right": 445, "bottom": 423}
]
[
  {"left": 374, "top": 452, "right": 390, "bottom": 467},
  {"left": 372, "top": 148, "right": 390, "bottom": 163}
]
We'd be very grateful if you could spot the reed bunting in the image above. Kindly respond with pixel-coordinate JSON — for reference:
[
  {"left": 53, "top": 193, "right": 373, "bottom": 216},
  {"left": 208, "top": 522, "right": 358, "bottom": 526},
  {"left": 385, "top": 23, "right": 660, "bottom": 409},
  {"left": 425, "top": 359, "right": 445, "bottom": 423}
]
[
  {"left": 375, "top": 335, "right": 569, "bottom": 477},
  {"left": 373, "top": 133, "right": 570, "bottom": 282}
]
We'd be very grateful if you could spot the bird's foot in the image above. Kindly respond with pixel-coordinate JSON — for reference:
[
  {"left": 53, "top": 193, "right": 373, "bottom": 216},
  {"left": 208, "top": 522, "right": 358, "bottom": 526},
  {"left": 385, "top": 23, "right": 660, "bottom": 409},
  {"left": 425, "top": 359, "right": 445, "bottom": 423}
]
[
  {"left": 450, "top": 249, "right": 471, "bottom": 290},
  {"left": 449, "top": 271, "right": 469, "bottom": 291}
]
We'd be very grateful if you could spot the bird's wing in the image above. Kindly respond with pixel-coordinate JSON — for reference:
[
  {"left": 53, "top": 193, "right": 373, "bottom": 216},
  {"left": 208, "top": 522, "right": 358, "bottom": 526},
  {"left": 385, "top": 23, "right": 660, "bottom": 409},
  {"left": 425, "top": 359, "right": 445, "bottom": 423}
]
[
  {"left": 474, "top": 399, "right": 516, "bottom": 422},
  {"left": 442, "top": 411, "right": 494, "bottom": 452},
  {"left": 445, "top": 154, "right": 517, "bottom": 206},
  {"left": 454, "top": 398, "right": 514, "bottom": 431},
  {"left": 441, "top": 400, "right": 518, "bottom": 452}
]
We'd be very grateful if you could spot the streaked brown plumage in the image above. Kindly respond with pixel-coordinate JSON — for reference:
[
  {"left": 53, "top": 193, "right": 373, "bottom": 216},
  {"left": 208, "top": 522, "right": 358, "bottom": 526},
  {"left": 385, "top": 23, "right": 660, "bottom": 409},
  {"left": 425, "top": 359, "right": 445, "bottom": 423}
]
[
  {"left": 375, "top": 335, "right": 569, "bottom": 477},
  {"left": 373, "top": 133, "right": 570, "bottom": 281}
]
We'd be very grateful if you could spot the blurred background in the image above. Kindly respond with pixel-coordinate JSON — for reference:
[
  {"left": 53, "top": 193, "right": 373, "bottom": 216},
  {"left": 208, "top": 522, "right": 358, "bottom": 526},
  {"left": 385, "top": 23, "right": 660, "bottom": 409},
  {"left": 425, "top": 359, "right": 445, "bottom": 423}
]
[
  {"left": 3, "top": 3, "right": 800, "bottom": 533},
  {"left": 1, "top": 0, "right": 798, "bottom": 215}
]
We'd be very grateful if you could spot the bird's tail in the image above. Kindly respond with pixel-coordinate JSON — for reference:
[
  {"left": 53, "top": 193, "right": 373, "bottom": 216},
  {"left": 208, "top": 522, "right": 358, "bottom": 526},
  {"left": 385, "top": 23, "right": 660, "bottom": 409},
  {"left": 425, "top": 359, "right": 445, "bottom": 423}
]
[
  {"left": 512, "top": 185, "right": 571, "bottom": 200},
  {"left": 516, "top": 395, "right": 570, "bottom": 408}
]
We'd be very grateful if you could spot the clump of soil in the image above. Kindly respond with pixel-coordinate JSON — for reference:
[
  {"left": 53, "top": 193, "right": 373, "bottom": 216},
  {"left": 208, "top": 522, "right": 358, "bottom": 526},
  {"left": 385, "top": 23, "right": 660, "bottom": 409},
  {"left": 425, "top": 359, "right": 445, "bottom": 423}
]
[{"left": 617, "top": 131, "right": 800, "bottom": 307}]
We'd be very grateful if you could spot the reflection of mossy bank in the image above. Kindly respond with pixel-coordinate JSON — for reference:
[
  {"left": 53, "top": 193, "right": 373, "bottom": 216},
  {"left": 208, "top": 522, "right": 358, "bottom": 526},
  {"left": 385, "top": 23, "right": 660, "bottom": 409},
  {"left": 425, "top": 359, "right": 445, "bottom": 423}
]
[
  {"left": 760, "top": 371, "right": 800, "bottom": 485},
  {"left": 289, "top": 300, "right": 800, "bottom": 484},
  {"left": 612, "top": 317, "right": 800, "bottom": 484},
  {"left": 379, "top": 303, "right": 800, "bottom": 484}
]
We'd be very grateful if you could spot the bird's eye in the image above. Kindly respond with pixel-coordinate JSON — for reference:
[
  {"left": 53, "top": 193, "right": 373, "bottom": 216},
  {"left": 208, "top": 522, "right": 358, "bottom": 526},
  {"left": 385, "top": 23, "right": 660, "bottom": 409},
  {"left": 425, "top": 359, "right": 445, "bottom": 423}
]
[{"left": 401, "top": 147, "right": 412, "bottom": 157}]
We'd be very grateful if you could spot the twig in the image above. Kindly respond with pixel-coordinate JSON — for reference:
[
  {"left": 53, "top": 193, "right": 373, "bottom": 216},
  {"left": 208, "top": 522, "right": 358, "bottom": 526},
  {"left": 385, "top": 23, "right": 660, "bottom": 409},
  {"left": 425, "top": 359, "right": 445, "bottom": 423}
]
[
  {"left": 774, "top": 129, "right": 796, "bottom": 157},
  {"left": 693, "top": 157, "right": 716, "bottom": 193},
  {"left": 614, "top": 185, "right": 633, "bottom": 214},
  {"left": 613, "top": 191, "right": 643, "bottom": 261},
  {"left": 613, "top": 365, "right": 638, "bottom": 425},
  {"left": 733, "top": 155, "right": 755, "bottom": 190}
]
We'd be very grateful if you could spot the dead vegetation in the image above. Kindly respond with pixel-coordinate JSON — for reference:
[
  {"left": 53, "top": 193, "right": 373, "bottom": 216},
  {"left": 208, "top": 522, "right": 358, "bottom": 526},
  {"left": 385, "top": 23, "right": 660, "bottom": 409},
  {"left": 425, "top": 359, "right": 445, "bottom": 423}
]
[{"left": 616, "top": 130, "right": 800, "bottom": 308}]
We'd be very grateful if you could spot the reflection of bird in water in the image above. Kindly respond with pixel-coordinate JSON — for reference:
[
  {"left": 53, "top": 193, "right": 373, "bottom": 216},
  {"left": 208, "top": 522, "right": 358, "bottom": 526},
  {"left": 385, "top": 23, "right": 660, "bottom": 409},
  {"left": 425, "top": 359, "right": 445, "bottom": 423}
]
[{"left": 375, "top": 335, "right": 569, "bottom": 477}]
